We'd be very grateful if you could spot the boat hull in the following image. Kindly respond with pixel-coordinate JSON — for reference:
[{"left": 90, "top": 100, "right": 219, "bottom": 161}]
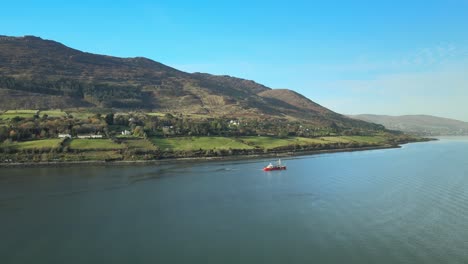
[{"left": 263, "top": 166, "right": 287, "bottom": 171}]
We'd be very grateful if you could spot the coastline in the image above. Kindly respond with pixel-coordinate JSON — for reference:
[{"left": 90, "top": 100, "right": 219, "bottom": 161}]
[{"left": 0, "top": 142, "right": 422, "bottom": 168}]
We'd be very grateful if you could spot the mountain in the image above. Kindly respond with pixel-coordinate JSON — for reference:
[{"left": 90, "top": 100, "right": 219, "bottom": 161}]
[
  {"left": 0, "top": 35, "right": 381, "bottom": 131},
  {"left": 349, "top": 114, "right": 468, "bottom": 136}
]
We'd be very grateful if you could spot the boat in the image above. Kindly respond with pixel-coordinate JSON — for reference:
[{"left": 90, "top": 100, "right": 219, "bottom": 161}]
[{"left": 263, "top": 159, "right": 287, "bottom": 171}]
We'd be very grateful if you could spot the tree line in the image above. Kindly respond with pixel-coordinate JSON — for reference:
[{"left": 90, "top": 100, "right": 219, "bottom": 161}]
[{"left": 0, "top": 110, "right": 387, "bottom": 144}]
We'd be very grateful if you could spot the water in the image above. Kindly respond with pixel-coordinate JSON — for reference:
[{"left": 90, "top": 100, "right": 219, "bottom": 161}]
[{"left": 1, "top": 138, "right": 468, "bottom": 263}]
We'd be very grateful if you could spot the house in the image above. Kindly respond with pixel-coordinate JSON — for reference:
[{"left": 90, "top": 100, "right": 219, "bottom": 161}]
[
  {"left": 229, "top": 120, "right": 240, "bottom": 126},
  {"left": 58, "top": 134, "right": 71, "bottom": 139},
  {"left": 77, "top": 134, "right": 103, "bottom": 139},
  {"left": 121, "top": 130, "right": 132, "bottom": 136},
  {"left": 162, "top": 126, "right": 174, "bottom": 135}
]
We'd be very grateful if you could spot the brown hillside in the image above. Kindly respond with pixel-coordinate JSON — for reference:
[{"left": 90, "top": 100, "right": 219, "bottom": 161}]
[
  {"left": 258, "top": 89, "right": 332, "bottom": 114},
  {"left": 0, "top": 35, "right": 383, "bottom": 131}
]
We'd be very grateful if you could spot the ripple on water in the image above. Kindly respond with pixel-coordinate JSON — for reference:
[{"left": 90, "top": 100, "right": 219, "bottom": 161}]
[{"left": 2, "top": 139, "right": 468, "bottom": 263}]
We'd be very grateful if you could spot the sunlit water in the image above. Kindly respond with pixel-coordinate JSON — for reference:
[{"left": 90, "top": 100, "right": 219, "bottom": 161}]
[{"left": 1, "top": 137, "right": 468, "bottom": 263}]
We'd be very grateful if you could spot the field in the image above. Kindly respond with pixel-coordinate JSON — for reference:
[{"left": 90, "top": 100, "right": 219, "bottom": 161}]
[
  {"left": 146, "top": 112, "right": 165, "bottom": 117},
  {"left": 149, "top": 135, "right": 391, "bottom": 151},
  {"left": 240, "top": 136, "right": 388, "bottom": 149},
  {"left": 69, "top": 139, "right": 125, "bottom": 150},
  {"left": 183, "top": 113, "right": 212, "bottom": 119},
  {"left": 62, "top": 151, "right": 123, "bottom": 161},
  {"left": 150, "top": 136, "right": 254, "bottom": 151},
  {"left": 0, "top": 135, "right": 390, "bottom": 154},
  {"left": 239, "top": 136, "right": 355, "bottom": 149},
  {"left": 39, "top": 110, "right": 66, "bottom": 117},
  {"left": 0, "top": 110, "right": 38, "bottom": 120},
  {"left": 0, "top": 139, "right": 62, "bottom": 150},
  {"left": 239, "top": 136, "right": 324, "bottom": 149},
  {"left": 0, "top": 134, "right": 396, "bottom": 164},
  {"left": 122, "top": 139, "right": 157, "bottom": 151},
  {"left": 4, "top": 110, "right": 38, "bottom": 114},
  {"left": 339, "top": 136, "right": 388, "bottom": 144}
]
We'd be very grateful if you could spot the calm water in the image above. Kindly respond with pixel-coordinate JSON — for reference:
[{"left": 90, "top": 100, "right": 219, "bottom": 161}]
[{"left": 1, "top": 138, "right": 468, "bottom": 263}]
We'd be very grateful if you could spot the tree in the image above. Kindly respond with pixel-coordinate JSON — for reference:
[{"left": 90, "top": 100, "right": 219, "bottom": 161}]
[
  {"left": 114, "top": 115, "right": 129, "bottom": 126},
  {"left": 0, "top": 126, "right": 8, "bottom": 141},
  {"left": 133, "top": 126, "right": 145, "bottom": 137},
  {"left": 278, "top": 129, "right": 288, "bottom": 138},
  {"left": 40, "top": 129, "right": 48, "bottom": 138},
  {"left": 164, "top": 113, "right": 174, "bottom": 120},
  {"left": 11, "top": 116, "right": 24, "bottom": 123},
  {"left": 9, "top": 130, "right": 18, "bottom": 140},
  {"left": 145, "top": 116, "right": 160, "bottom": 132},
  {"left": 105, "top": 113, "right": 114, "bottom": 125}
]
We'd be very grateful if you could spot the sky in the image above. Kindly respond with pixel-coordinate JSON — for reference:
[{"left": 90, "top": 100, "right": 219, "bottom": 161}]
[{"left": 1, "top": 0, "right": 468, "bottom": 121}]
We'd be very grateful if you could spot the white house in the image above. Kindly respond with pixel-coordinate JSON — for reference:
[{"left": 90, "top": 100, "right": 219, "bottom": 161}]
[
  {"left": 229, "top": 120, "right": 240, "bottom": 126},
  {"left": 58, "top": 134, "right": 71, "bottom": 139},
  {"left": 77, "top": 134, "right": 103, "bottom": 139},
  {"left": 121, "top": 130, "right": 132, "bottom": 136},
  {"left": 162, "top": 126, "right": 174, "bottom": 135}
]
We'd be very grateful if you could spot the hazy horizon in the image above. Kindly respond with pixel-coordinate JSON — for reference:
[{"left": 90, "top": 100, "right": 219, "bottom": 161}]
[{"left": 1, "top": 1, "right": 467, "bottom": 121}]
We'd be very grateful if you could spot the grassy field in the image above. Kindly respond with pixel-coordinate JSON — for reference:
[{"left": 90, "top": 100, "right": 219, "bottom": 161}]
[
  {"left": 62, "top": 151, "right": 122, "bottom": 161},
  {"left": 39, "top": 110, "right": 66, "bottom": 117},
  {"left": 319, "top": 136, "right": 353, "bottom": 143},
  {"left": 339, "top": 136, "right": 388, "bottom": 144},
  {"left": 183, "top": 113, "right": 212, "bottom": 119},
  {"left": 0, "top": 135, "right": 390, "bottom": 154},
  {"left": 122, "top": 139, "right": 157, "bottom": 151},
  {"left": 146, "top": 112, "right": 165, "bottom": 117},
  {"left": 69, "top": 139, "right": 124, "bottom": 150},
  {"left": 4, "top": 110, "right": 38, "bottom": 114},
  {"left": 0, "top": 139, "right": 62, "bottom": 150},
  {"left": 240, "top": 136, "right": 324, "bottom": 149},
  {"left": 240, "top": 136, "right": 388, "bottom": 149},
  {"left": 0, "top": 134, "right": 399, "bottom": 164},
  {"left": 0, "top": 110, "right": 38, "bottom": 119},
  {"left": 149, "top": 135, "right": 391, "bottom": 151},
  {"left": 150, "top": 136, "right": 254, "bottom": 151}
]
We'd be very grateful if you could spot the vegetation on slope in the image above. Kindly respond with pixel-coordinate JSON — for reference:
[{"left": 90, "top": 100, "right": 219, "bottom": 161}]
[
  {"left": 0, "top": 36, "right": 427, "bottom": 164},
  {"left": 151, "top": 137, "right": 254, "bottom": 151},
  {"left": 0, "top": 107, "right": 424, "bottom": 164},
  {"left": 0, "top": 35, "right": 384, "bottom": 132}
]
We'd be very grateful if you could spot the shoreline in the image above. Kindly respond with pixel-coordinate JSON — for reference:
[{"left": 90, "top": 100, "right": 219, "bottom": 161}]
[{"left": 0, "top": 143, "right": 417, "bottom": 169}]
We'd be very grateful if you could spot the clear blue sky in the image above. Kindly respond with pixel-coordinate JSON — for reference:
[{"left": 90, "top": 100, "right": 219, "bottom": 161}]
[{"left": 2, "top": 0, "right": 468, "bottom": 120}]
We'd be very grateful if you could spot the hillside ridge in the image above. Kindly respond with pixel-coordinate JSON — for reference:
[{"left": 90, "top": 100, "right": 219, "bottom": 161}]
[
  {"left": 0, "top": 35, "right": 381, "bottom": 131},
  {"left": 350, "top": 114, "right": 468, "bottom": 135}
]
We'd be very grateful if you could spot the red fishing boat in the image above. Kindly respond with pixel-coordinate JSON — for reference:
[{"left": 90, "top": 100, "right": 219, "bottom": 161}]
[{"left": 263, "top": 159, "right": 286, "bottom": 171}]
